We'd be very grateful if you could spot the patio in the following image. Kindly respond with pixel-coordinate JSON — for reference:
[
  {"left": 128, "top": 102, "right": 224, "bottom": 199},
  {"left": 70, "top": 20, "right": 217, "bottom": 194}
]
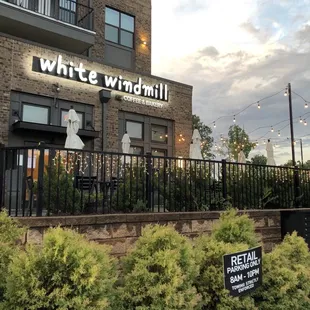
[{"left": 1, "top": 144, "right": 309, "bottom": 217}]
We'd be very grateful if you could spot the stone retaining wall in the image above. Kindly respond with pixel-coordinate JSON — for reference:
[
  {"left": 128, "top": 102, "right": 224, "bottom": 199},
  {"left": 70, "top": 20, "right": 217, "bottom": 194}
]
[{"left": 17, "top": 210, "right": 283, "bottom": 256}]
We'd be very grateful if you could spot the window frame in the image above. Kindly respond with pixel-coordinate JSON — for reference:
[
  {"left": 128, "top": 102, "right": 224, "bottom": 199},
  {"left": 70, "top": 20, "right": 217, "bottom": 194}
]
[
  {"left": 105, "top": 6, "right": 135, "bottom": 49},
  {"left": 125, "top": 120, "right": 144, "bottom": 140},
  {"left": 22, "top": 103, "right": 50, "bottom": 125},
  {"left": 130, "top": 146, "right": 144, "bottom": 155},
  {"left": 60, "top": 109, "right": 84, "bottom": 129},
  {"left": 151, "top": 124, "right": 168, "bottom": 144},
  {"left": 151, "top": 149, "right": 167, "bottom": 157}
]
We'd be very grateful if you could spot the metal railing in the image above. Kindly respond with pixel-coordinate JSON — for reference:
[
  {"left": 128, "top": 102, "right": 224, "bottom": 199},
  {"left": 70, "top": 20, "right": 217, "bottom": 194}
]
[
  {"left": 5, "top": 0, "right": 94, "bottom": 31},
  {"left": 0, "top": 146, "right": 309, "bottom": 216}
]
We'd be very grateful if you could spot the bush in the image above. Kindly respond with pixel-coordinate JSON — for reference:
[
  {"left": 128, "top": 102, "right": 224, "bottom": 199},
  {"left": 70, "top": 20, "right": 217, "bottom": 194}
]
[
  {"left": 0, "top": 211, "right": 24, "bottom": 302},
  {"left": 34, "top": 163, "right": 81, "bottom": 215},
  {"left": 194, "top": 236, "right": 256, "bottom": 310},
  {"left": 3, "top": 227, "right": 117, "bottom": 310},
  {"left": 212, "top": 209, "right": 259, "bottom": 248},
  {"left": 253, "top": 232, "right": 310, "bottom": 309},
  {"left": 119, "top": 224, "right": 201, "bottom": 310}
]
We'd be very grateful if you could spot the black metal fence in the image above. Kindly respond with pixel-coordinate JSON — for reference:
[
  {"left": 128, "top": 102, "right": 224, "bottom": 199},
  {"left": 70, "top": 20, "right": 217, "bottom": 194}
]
[
  {"left": 6, "top": 0, "right": 94, "bottom": 31},
  {"left": 0, "top": 146, "right": 309, "bottom": 217}
]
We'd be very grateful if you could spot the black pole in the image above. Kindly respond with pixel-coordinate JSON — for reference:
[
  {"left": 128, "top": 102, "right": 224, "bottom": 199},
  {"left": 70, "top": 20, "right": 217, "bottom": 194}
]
[
  {"left": 288, "top": 83, "right": 296, "bottom": 166},
  {"left": 300, "top": 139, "right": 304, "bottom": 168},
  {"left": 288, "top": 84, "right": 301, "bottom": 207}
]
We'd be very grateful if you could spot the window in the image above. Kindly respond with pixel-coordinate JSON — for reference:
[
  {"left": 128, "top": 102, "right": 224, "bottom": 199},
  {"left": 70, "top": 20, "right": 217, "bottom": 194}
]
[
  {"left": 152, "top": 149, "right": 166, "bottom": 157},
  {"left": 130, "top": 146, "right": 143, "bottom": 155},
  {"left": 126, "top": 121, "right": 143, "bottom": 139},
  {"left": 22, "top": 104, "right": 49, "bottom": 125},
  {"left": 59, "top": 0, "right": 76, "bottom": 25},
  {"left": 105, "top": 7, "right": 134, "bottom": 48},
  {"left": 151, "top": 125, "right": 167, "bottom": 143},
  {"left": 61, "top": 110, "right": 84, "bottom": 128}
]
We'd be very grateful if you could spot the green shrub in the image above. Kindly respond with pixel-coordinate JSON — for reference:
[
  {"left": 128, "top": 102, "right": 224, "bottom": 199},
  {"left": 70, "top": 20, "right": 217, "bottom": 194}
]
[
  {"left": 0, "top": 211, "right": 24, "bottom": 302},
  {"left": 119, "top": 224, "right": 201, "bottom": 310},
  {"left": 3, "top": 227, "right": 117, "bottom": 310},
  {"left": 212, "top": 209, "right": 259, "bottom": 248},
  {"left": 194, "top": 236, "right": 256, "bottom": 310},
  {"left": 253, "top": 232, "right": 310, "bottom": 309},
  {"left": 34, "top": 163, "right": 81, "bottom": 215}
]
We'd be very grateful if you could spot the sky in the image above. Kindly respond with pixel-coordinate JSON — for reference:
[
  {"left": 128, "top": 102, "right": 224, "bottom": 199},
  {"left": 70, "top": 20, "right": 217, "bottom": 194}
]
[{"left": 151, "top": 0, "right": 310, "bottom": 164}]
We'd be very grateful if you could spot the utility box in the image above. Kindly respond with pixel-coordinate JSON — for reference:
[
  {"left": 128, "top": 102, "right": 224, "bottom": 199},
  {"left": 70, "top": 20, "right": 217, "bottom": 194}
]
[{"left": 281, "top": 210, "right": 310, "bottom": 248}]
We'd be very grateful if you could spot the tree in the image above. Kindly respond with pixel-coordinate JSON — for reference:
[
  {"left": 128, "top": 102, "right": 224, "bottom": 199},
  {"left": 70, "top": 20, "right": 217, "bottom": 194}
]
[
  {"left": 192, "top": 115, "right": 214, "bottom": 159},
  {"left": 227, "top": 125, "right": 256, "bottom": 161},
  {"left": 251, "top": 154, "right": 267, "bottom": 165}
]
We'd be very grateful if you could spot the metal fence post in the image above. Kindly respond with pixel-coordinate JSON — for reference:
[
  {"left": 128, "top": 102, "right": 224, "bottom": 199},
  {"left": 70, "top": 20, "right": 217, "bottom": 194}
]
[
  {"left": 146, "top": 152, "right": 152, "bottom": 210},
  {"left": 222, "top": 159, "right": 227, "bottom": 200},
  {"left": 36, "top": 142, "right": 45, "bottom": 216}
]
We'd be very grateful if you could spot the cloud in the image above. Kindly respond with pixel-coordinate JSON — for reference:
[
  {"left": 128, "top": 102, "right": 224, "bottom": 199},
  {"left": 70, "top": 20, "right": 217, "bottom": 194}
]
[
  {"left": 240, "top": 21, "right": 260, "bottom": 35},
  {"left": 152, "top": 0, "right": 310, "bottom": 164},
  {"left": 199, "top": 46, "right": 219, "bottom": 58}
]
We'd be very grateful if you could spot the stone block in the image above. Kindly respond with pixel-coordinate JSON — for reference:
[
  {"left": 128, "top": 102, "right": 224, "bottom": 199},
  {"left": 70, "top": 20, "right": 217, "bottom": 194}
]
[
  {"left": 168, "top": 221, "right": 192, "bottom": 233},
  {"left": 253, "top": 218, "right": 267, "bottom": 228},
  {"left": 26, "top": 228, "right": 43, "bottom": 244},
  {"left": 80, "top": 225, "right": 112, "bottom": 240},
  {"left": 98, "top": 238, "right": 127, "bottom": 255},
  {"left": 191, "top": 220, "right": 213, "bottom": 233},
  {"left": 268, "top": 216, "right": 280, "bottom": 227},
  {"left": 112, "top": 223, "right": 141, "bottom": 238}
]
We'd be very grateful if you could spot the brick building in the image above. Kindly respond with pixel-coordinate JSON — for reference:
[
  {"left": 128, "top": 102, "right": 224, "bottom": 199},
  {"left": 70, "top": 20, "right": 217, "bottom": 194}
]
[{"left": 0, "top": 0, "right": 193, "bottom": 157}]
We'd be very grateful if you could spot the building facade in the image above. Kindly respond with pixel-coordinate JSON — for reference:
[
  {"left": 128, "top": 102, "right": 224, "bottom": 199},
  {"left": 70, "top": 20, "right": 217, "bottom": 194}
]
[{"left": 0, "top": 0, "right": 193, "bottom": 157}]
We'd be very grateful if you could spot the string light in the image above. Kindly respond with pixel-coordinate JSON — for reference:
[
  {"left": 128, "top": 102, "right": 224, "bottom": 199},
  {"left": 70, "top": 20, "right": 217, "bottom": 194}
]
[
  {"left": 304, "top": 119, "right": 308, "bottom": 126},
  {"left": 300, "top": 117, "right": 303, "bottom": 123},
  {"left": 278, "top": 131, "right": 281, "bottom": 137},
  {"left": 207, "top": 87, "right": 285, "bottom": 126},
  {"left": 213, "top": 122, "right": 216, "bottom": 128},
  {"left": 271, "top": 127, "right": 274, "bottom": 132},
  {"left": 305, "top": 103, "right": 308, "bottom": 108},
  {"left": 284, "top": 88, "right": 288, "bottom": 96},
  {"left": 233, "top": 115, "right": 236, "bottom": 123},
  {"left": 257, "top": 102, "right": 261, "bottom": 109}
]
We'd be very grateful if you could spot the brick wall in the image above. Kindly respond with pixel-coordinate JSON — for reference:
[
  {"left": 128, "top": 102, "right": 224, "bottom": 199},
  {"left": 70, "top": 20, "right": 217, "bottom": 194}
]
[
  {"left": 0, "top": 35, "right": 192, "bottom": 157},
  {"left": 91, "top": 0, "right": 152, "bottom": 74},
  {"left": 18, "top": 210, "right": 282, "bottom": 256}
]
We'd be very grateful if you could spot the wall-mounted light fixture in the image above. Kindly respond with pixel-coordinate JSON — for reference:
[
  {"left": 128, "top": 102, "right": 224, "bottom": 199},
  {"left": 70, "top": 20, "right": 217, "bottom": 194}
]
[{"left": 52, "top": 83, "right": 60, "bottom": 93}]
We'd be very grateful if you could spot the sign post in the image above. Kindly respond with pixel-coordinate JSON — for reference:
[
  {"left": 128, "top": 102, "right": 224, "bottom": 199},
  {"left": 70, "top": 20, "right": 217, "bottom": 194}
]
[{"left": 223, "top": 246, "right": 262, "bottom": 297}]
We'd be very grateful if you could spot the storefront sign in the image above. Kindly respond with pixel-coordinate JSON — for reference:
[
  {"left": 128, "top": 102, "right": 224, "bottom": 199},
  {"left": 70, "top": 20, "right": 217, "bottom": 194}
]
[
  {"left": 32, "top": 55, "right": 169, "bottom": 102},
  {"left": 223, "top": 246, "right": 262, "bottom": 297},
  {"left": 121, "top": 95, "right": 164, "bottom": 108}
]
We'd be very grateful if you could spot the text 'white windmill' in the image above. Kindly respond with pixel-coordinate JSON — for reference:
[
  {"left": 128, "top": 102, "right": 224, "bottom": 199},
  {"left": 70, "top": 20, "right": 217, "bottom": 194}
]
[
  {"left": 64, "top": 107, "right": 85, "bottom": 150},
  {"left": 190, "top": 128, "right": 203, "bottom": 160}
]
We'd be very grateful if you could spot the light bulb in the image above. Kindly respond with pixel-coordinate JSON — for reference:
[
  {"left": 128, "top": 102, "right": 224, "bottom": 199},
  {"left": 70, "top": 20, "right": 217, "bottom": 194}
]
[
  {"left": 284, "top": 89, "right": 288, "bottom": 96},
  {"left": 234, "top": 141, "right": 236, "bottom": 144},
  {"left": 300, "top": 117, "right": 303, "bottom": 123},
  {"left": 244, "top": 137, "right": 247, "bottom": 140},
  {"left": 304, "top": 119, "right": 307, "bottom": 126},
  {"left": 271, "top": 127, "right": 274, "bottom": 132},
  {"left": 278, "top": 131, "right": 281, "bottom": 137},
  {"left": 233, "top": 115, "right": 236, "bottom": 123},
  {"left": 305, "top": 103, "right": 308, "bottom": 108},
  {"left": 213, "top": 122, "right": 216, "bottom": 128},
  {"left": 257, "top": 102, "right": 261, "bottom": 109}
]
